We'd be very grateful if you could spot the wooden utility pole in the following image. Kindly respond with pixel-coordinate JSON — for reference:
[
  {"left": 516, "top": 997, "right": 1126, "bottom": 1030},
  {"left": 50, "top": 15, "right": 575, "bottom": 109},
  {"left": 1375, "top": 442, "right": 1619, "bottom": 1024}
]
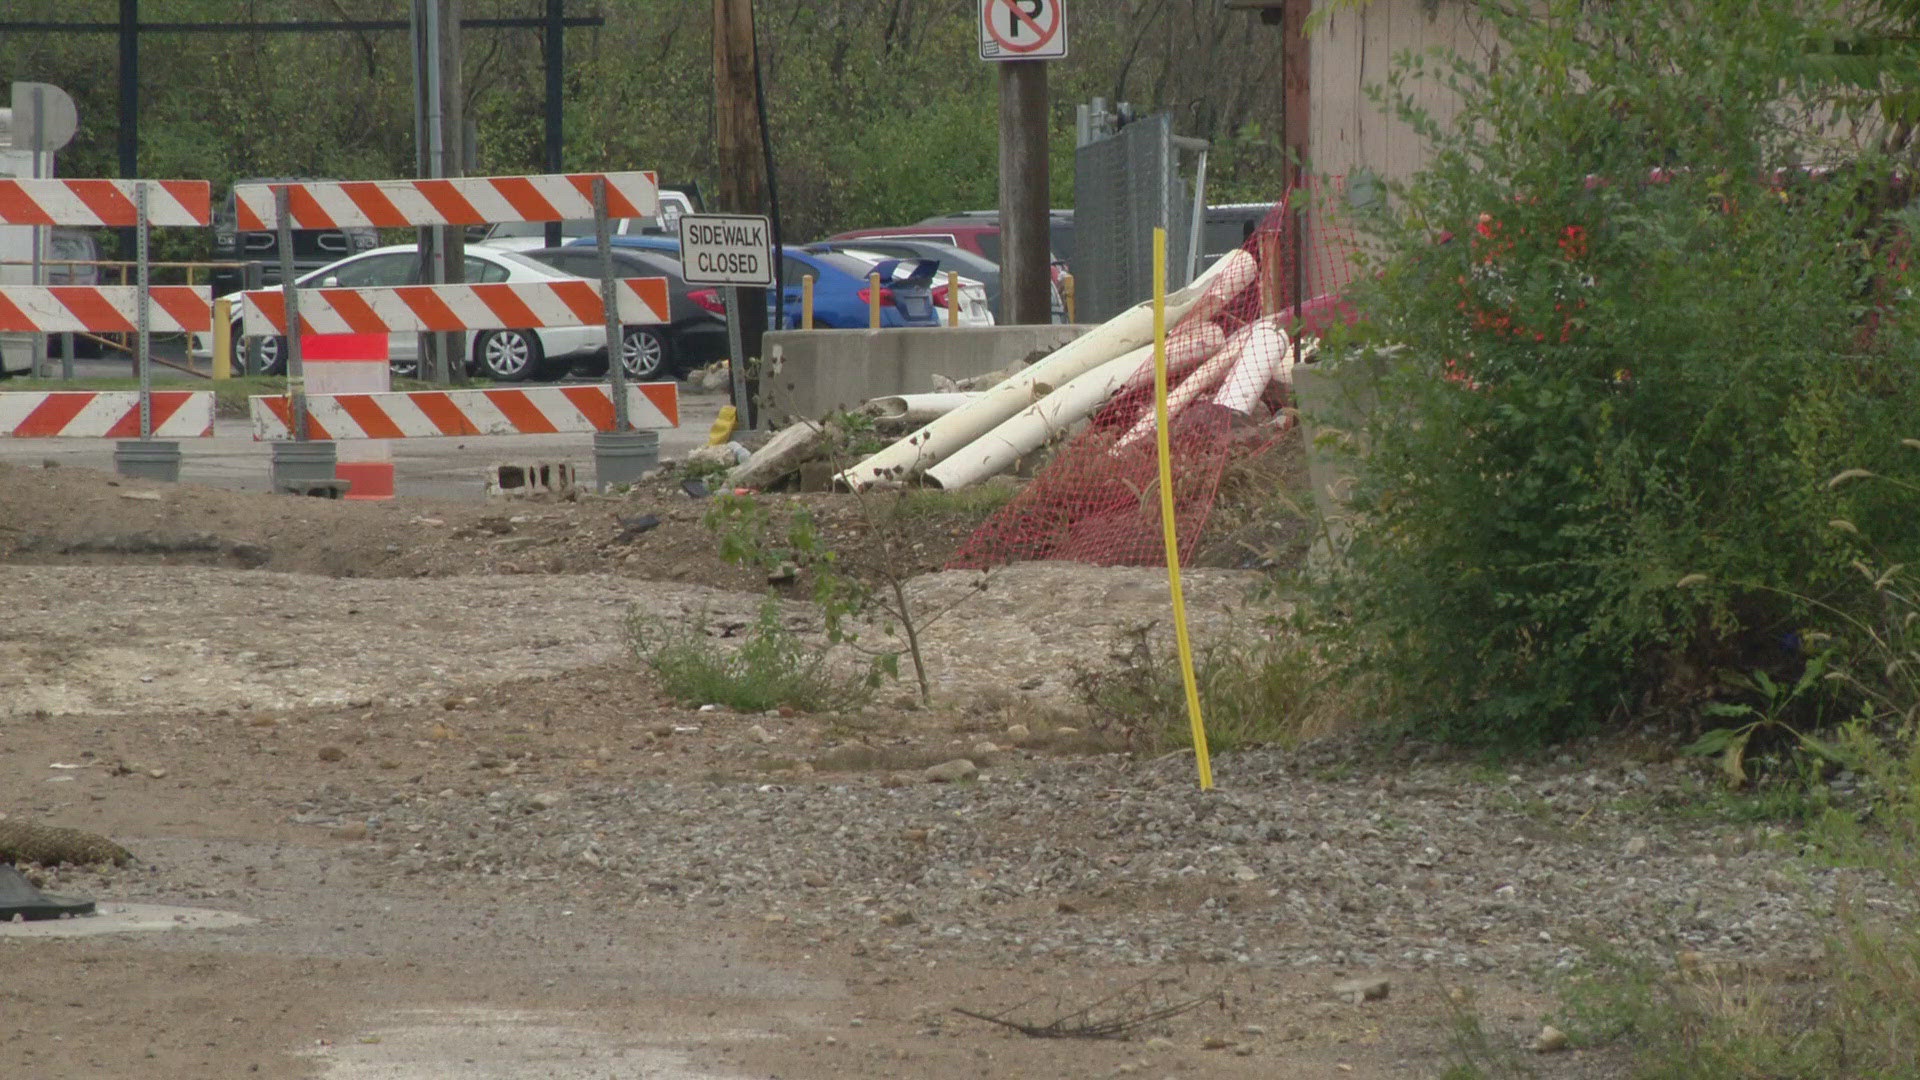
[
  {"left": 1280, "top": 0, "right": 1310, "bottom": 190},
  {"left": 713, "top": 0, "right": 768, "bottom": 415},
  {"left": 998, "top": 60, "right": 1052, "bottom": 325}
]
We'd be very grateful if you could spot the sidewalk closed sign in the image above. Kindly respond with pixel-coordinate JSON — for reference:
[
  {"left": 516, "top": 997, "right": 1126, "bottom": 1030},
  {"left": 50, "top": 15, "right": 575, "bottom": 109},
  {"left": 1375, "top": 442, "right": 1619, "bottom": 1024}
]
[{"left": 678, "top": 214, "right": 774, "bottom": 287}]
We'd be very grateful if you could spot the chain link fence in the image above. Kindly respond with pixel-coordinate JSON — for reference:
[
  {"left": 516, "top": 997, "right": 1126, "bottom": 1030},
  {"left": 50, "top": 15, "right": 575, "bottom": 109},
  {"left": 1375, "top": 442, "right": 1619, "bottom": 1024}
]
[{"left": 1073, "top": 112, "right": 1200, "bottom": 324}]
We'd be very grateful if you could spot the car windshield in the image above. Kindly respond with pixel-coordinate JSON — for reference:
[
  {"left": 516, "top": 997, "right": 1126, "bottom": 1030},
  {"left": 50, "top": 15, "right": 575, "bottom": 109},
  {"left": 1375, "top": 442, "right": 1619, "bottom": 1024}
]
[{"left": 490, "top": 250, "right": 566, "bottom": 276}]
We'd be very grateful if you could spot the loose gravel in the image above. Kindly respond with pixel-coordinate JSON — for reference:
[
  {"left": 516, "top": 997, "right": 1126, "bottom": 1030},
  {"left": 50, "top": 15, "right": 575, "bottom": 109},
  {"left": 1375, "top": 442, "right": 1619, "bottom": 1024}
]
[{"left": 287, "top": 742, "right": 1902, "bottom": 983}]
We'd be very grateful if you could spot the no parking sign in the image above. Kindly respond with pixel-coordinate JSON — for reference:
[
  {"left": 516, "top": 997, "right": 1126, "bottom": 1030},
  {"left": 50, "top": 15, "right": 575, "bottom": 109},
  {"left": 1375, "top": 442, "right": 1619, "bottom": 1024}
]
[{"left": 978, "top": 0, "right": 1068, "bottom": 61}]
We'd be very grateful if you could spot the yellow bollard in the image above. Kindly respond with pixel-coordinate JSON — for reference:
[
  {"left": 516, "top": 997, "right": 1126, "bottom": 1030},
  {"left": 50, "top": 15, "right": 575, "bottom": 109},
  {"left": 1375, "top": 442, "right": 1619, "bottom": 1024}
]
[
  {"left": 212, "top": 297, "right": 232, "bottom": 379},
  {"left": 802, "top": 274, "right": 815, "bottom": 329},
  {"left": 1150, "top": 228, "right": 1212, "bottom": 791},
  {"left": 1063, "top": 273, "right": 1076, "bottom": 322},
  {"left": 946, "top": 271, "right": 959, "bottom": 326},
  {"left": 867, "top": 271, "right": 883, "bottom": 329}
]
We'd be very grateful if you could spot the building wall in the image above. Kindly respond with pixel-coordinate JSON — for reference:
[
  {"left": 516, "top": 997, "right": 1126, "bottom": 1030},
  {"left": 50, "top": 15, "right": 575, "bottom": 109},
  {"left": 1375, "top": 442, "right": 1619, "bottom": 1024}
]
[{"left": 1310, "top": 0, "right": 1494, "bottom": 191}]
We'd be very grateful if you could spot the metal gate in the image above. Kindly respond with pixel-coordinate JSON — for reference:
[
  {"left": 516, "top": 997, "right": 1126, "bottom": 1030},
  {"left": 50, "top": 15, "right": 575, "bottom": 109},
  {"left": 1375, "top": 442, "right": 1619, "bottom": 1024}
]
[{"left": 1072, "top": 112, "right": 1204, "bottom": 323}]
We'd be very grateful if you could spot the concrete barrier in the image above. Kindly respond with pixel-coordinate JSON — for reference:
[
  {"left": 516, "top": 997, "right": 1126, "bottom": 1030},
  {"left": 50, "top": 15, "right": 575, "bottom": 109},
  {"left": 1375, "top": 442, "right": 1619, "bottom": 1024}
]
[
  {"left": 758, "top": 325, "right": 1091, "bottom": 426},
  {"left": 1290, "top": 350, "right": 1389, "bottom": 571}
]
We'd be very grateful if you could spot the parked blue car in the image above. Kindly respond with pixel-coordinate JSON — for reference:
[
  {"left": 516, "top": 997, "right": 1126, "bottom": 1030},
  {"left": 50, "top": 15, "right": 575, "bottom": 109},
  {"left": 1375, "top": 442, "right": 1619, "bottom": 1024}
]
[{"left": 566, "top": 236, "right": 943, "bottom": 329}]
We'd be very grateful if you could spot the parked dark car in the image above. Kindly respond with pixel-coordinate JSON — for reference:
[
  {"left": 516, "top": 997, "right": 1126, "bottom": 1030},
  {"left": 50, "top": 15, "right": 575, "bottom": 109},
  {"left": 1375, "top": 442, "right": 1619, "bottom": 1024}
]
[
  {"left": 523, "top": 244, "right": 729, "bottom": 380},
  {"left": 209, "top": 177, "right": 378, "bottom": 298}
]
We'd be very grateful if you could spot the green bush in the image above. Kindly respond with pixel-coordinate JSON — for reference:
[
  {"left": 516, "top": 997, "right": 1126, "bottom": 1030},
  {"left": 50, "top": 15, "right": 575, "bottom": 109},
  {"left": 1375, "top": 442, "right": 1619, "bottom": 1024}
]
[{"left": 1326, "top": 0, "right": 1920, "bottom": 743}]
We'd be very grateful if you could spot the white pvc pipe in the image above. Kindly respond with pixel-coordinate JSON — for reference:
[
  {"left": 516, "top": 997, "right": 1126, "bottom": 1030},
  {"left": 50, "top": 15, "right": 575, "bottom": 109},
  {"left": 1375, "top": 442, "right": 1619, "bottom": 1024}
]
[
  {"left": 923, "top": 325, "right": 1220, "bottom": 490},
  {"left": 1213, "top": 335, "right": 1319, "bottom": 415},
  {"left": 1116, "top": 321, "right": 1226, "bottom": 397},
  {"left": 835, "top": 249, "right": 1258, "bottom": 489},
  {"left": 1211, "top": 339, "right": 1281, "bottom": 415},
  {"left": 864, "top": 392, "right": 982, "bottom": 425},
  {"left": 1114, "top": 317, "right": 1287, "bottom": 450}
]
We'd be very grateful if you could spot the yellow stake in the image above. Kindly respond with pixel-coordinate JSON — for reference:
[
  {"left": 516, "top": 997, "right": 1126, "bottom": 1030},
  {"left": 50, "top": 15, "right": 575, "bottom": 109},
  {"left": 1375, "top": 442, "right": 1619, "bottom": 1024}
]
[
  {"left": 801, "top": 274, "right": 815, "bottom": 330},
  {"left": 868, "top": 271, "right": 883, "bottom": 329},
  {"left": 1152, "top": 228, "right": 1213, "bottom": 790},
  {"left": 946, "top": 270, "right": 959, "bottom": 327}
]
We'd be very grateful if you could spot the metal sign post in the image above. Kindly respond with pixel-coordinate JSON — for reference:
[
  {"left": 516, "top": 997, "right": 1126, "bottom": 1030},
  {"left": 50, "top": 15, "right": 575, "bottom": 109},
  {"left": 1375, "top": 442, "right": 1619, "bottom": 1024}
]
[
  {"left": 266, "top": 184, "right": 339, "bottom": 495},
  {"left": 722, "top": 288, "right": 749, "bottom": 421},
  {"left": 276, "top": 186, "right": 307, "bottom": 442},
  {"left": 136, "top": 183, "right": 150, "bottom": 439},
  {"left": 678, "top": 212, "right": 773, "bottom": 431},
  {"left": 12, "top": 81, "right": 78, "bottom": 378},
  {"left": 28, "top": 86, "right": 44, "bottom": 377},
  {"left": 590, "top": 175, "right": 658, "bottom": 490},
  {"left": 110, "top": 181, "right": 184, "bottom": 482},
  {"left": 9, "top": 82, "right": 79, "bottom": 377},
  {"left": 594, "top": 178, "right": 628, "bottom": 432}
]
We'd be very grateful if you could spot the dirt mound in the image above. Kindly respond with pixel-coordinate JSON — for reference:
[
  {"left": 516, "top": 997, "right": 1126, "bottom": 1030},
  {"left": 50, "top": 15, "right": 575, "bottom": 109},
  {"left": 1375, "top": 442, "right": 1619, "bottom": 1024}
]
[{"left": 0, "top": 461, "right": 981, "bottom": 588}]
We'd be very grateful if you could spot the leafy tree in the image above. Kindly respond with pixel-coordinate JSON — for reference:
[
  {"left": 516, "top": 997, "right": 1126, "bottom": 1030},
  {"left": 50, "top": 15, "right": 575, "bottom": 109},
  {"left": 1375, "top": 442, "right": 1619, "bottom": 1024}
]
[{"left": 0, "top": 0, "right": 1296, "bottom": 244}]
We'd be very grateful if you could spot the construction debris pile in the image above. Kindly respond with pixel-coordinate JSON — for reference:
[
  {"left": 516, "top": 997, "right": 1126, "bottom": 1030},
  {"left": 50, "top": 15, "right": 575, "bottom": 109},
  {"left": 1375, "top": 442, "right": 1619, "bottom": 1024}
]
[{"left": 717, "top": 199, "right": 1356, "bottom": 568}]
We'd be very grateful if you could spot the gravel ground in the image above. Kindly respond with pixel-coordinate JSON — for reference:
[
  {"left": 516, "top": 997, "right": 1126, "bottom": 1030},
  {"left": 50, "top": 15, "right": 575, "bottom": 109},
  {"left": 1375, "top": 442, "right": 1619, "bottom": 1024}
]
[
  {"left": 5, "top": 462, "right": 1907, "bottom": 1078},
  {"left": 269, "top": 736, "right": 1896, "bottom": 985}
]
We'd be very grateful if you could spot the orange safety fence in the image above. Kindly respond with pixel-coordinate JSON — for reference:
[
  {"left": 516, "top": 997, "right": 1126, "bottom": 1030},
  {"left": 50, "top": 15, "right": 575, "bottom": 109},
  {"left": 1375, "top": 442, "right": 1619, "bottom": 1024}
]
[{"left": 948, "top": 185, "right": 1358, "bottom": 570}]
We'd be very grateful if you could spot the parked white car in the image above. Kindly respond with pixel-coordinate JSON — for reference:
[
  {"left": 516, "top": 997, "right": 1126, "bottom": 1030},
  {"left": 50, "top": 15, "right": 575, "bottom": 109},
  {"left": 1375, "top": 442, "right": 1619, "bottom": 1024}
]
[
  {"left": 190, "top": 243, "right": 607, "bottom": 381},
  {"left": 470, "top": 189, "right": 696, "bottom": 254},
  {"left": 831, "top": 248, "right": 996, "bottom": 327}
]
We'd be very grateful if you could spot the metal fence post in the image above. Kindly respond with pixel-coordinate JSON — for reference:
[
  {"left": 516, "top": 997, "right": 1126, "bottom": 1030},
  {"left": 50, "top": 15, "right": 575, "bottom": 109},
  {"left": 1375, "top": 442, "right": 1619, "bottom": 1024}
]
[
  {"left": 137, "top": 181, "right": 150, "bottom": 440},
  {"left": 590, "top": 175, "right": 658, "bottom": 490},
  {"left": 595, "top": 177, "right": 629, "bottom": 431},
  {"left": 724, "top": 287, "right": 749, "bottom": 415},
  {"left": 111, "top": 181, "right": 183, "bottom": 482},
  {"left": 277, "top": 186, "right": 307, "bottom": 442},
  {"left": 267, "top": 183, "right": 338, "bottom": 494}
]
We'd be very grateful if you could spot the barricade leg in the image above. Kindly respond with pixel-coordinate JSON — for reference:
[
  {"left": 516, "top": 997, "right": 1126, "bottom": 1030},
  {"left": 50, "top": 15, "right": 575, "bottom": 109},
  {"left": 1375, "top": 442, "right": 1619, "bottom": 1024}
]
[
  {"left": 114, "top": 440, "right": 182, "bottom": 482},
  {"left": 594, "top": 429, "right": 659, "bottom": 492}
]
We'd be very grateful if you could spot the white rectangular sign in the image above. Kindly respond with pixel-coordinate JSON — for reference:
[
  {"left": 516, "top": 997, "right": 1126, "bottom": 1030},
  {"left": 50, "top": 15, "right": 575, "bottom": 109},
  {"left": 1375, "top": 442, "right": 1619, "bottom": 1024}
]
[
  {"left": 979, "top": 0, "right": 1068, "bottom": 61},
  {"left": 678, "top": 214, "right": 775, "bottom": 287}
]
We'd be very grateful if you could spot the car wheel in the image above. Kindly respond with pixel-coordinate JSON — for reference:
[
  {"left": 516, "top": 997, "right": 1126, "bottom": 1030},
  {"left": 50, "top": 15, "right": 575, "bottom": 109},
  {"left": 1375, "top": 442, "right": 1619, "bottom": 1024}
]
[
  {"left": 476, "top": 329, "right": 544, "bottom": 382},
  {"left": 620, "top": 327, "right": 671, "bottom": 381},
  {"left": 245, "top": 331, "right": 288, "bottom": 377}
]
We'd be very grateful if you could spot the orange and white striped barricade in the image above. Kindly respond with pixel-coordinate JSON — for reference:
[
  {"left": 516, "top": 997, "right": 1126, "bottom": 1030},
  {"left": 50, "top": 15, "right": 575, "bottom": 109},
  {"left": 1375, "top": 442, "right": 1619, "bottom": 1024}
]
[
  {"left": 231, "top": 173, "right": 659, "bottom": 232},
  {"left": 239, "top": 278, "right": 671, "bottom": 340},
  {"left": 303, "top": 333, "right": 394, "bottom": 499},
  {"left": 242, "top": 276, "right": 674, "bottom": 493},
  {"left": 0, "top": 286, "right": 211, "bottom": 335},
  {"left": 0, "top": 178, "right": 212, "bottom": 481},
  {"left": 248, "top": 383, "right": 678, "bottom": 494},
  {"left": 0, "top": 390, "right": 215, "bottom": 439},
  {"left": 248, "top": 383, "right": 678, "bottom": 442},
  {"left": 0, "top": 178, "right": 211, "bottom": 228},
  {"left": 233, "top": 173, "right": 666, "bottom": 490}
]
